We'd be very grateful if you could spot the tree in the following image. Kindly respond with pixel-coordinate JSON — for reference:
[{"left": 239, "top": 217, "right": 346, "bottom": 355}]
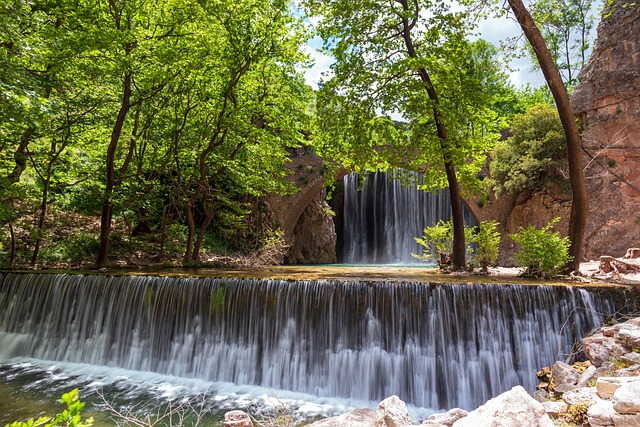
[
  {"left": 488, "top": 104, "right": 567, "bottom": 196},
  {"left": 506, "top": 0, "right": 589, "bottom": 273},
  {"left": 529, "top": 0, "right": 595, "bottom": 86},
  {"left": 306, "top": 0, "right": 499, "bottom": 270}
]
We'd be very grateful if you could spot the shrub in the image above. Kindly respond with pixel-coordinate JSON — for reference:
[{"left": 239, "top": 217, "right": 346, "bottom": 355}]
[
  {"left": 509, "top": 217, "right": 572, "bottom": 279},
  {"left": 413, "top": 220, "right": 499, "bottom": 271},
  {"left": 476, "top": 220, "right": 501, "bottom": 272},
  {"left": 4, "top": 389, "right": 94, "bottom": 427},
  {"left": 487, "top": 104, "right": 567, "bottom": 196}
]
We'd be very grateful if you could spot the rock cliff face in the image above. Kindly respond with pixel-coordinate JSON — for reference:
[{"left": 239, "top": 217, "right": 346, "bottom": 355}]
[
  {"left": 286, "top": 190, "right": 337, "bottom": 264},
  {"left": 571, "top": 0, "right": 640, "bottom": 258}
]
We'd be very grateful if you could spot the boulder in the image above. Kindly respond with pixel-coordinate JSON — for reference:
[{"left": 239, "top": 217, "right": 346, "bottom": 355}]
[
  {"left": 540, "top": 400, "right": 567, "bottom": 419},
  {"left": 422, "top": 408, "right": 468, "bottom": 426},
  {"left": 621, "top": 352, "right": 640, "bottom": 366},
  {"left": 451, "top": 386, "right": 553, "bottom": 427},
  {"left": 612, "top": 381, "right": 640, "bottom": 414},
  {"left": 587, "top": 398, "right": 615, "bottom": 427},
  {"left": 597, "top": 377, "right": 640, "bottom": 399},
  {"left": 611, "top": 412, "right": 640, "bottom": 427},
  {"left": 577, "top": 365, "right": 598, "bottom": 387},
  {"left": 563, "top": 387, "right": 600, "bottom": 406},
  {"left": 374, "top": 395, "right": 414, "bottom": 427},
  {"left": 615, "top": 324, "right": 640, "bottom": 350},
  {"left": 582, "top": 334, "right": 629, "bottom": 367},
  {"left": 306, "top": 408, "right": 378, "bottom": 427},
  {"left": 224, "top": 410, "right": 253, "bottom": 427},
  {"left": 552, "top": 361, "right": 581, "bottom": 386}
]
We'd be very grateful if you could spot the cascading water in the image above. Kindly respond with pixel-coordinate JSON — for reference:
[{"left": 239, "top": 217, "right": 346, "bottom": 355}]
[
  {"left": 339, "top": 170, "right": 478, "bottom": 264},
  {"left": 0, "top": 272, "right": 629, "bottom": 421}
]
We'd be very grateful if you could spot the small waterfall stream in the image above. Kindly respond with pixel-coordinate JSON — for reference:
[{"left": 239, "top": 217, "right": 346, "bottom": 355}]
[
  {"left": 339, "top": 171, "right": 478, "bottom": 264},
  {"left": 0, "top": 272, "right": 628, "bottom": 415}
]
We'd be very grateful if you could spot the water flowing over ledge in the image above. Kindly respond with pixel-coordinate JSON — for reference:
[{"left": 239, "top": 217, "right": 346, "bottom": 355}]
[{"left": 0, "top": 272, "right": 634, "bottom": 420}]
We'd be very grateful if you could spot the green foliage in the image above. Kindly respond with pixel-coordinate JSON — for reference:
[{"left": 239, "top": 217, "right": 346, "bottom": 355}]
[
  {"left": 4, "top": 389, "right": 93, "bottom": 427},
  {"left": 529, "top": 0, "right": 596, "bottom": 87},
  {"left": 509, "top": 218, "right": 572, "bottom": 279},
  {"left": 475, "top": 220, "right": 501, "bottom": 272},
  {"left": 413, "top": 219, "right": 500, "bottom": 270},
  {"left": 488, "top": 104, "right": 567, "bottom": 196},
  {"left": 39, "top": 233, "right": 100, "bottom": 263},
  {"left": 556, "top": 401, "right": 590, "bottom": 427}
]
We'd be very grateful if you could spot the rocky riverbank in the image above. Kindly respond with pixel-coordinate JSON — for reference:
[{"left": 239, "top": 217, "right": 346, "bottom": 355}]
[{"left": 223, "top": 315, "right": 640, "bottom": 427}]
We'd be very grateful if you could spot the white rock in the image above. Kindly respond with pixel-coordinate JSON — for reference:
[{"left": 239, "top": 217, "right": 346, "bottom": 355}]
[
  {"left": 422, "top": 408, "right": 468, "bottom": 426},
  {"left": 612, "top": 381, "right": 640, "bottom": 414},
  {"left": 615, "top": 324, "right": 640, "bottom": 349},
  {"left": 563, "top": 386, "right": 600, "bottom": 405},
  {"left": 540, "top": 400, "right": 567, "bottom": 419},
  {"left": 306, "top": 408, "right": 377, "bottom": 427},
  {"left": 587, "top": 398, "right": 615, "bottom": 427},
  {"left": 577, "top": 365, "right": 598, "bottom": 387},
  {"left": 597, "top": 377, "right": 640, "bottom": 399},
  {"left": 451, "top": 386, "right": 553, "bottom": 427},
  {"left": 612, "top": 412, "right": 640, "bottom": 427},
  {"left": 224, "top": 410, "right": 253, "bottom": 427},
  {"left": 621, "top": 352, "right": 640, "bottom": 365},
  {"left": 375, "top": 395, "right": 414, "bottom": 427}
]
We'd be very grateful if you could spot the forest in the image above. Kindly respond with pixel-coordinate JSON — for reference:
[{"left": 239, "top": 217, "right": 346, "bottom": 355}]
[{"left": 0, "top": 0, "right": 600, "bottom": 271}]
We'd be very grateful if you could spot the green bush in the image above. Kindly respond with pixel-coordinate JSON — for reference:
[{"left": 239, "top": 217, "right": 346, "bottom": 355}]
[
  {"left": 4, "top": 389, "right": 93, "bottom": 427},
  {"left": 413, "top": 220, "right": 500, "bottom": 271},
  {"left": 476, "top": 220, "right": 501, "bottom": 272},
  {"left": 488, "top": 104, "right": 567, "bottom": 196},
  {"left": 509, "top": 217, "right": 572, "bottom": 279}
]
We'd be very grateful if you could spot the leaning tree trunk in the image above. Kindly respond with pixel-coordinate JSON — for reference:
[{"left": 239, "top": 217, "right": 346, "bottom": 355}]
[
  {"left": 507, "top": 0, "right": 589, "bottom": 274},
  {"left": 399, "top": 0, "right": 466, "bottom": 270}
]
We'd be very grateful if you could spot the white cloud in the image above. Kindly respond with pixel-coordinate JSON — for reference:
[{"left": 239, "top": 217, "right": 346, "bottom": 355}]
[{"left": 302, "top": 45, "right": 334, "bottom": 90}]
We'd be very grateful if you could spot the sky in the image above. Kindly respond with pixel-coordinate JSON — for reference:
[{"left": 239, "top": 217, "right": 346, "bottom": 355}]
[{"left": 297, "top": 1, "right": 602, "bottom": 91}]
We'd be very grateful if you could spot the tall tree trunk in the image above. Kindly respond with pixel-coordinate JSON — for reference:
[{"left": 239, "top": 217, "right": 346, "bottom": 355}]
[
  {"left": 399, "top": 0, "right": 466, "bottom": 270},
  {"left": 96, "top": 72, "right": 133, "bottom": 268},
  {"left": 507, "top": 0, "right": 589, "bottom": 273}
]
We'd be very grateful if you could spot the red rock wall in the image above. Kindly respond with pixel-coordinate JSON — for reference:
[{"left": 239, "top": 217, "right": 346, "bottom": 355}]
[{"left": 571, "top": 1, "right": 640, "bottom": 259}]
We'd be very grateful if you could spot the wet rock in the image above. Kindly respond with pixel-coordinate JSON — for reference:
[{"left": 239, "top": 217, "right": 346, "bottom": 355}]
[
  {"left": 451, "top": 386, "right": 553, "bottom": 427},
  {"left": 577, "top": 365, "right": 598, "bottom": 387},
  {"left": 552, "top": 361, "right": 580, "bottom": 386},
  {"left": 597, "top": 377, "right": 640, "bottom": 399},
  {"left": 612, "top": 381, "right": 640, "bottom": 414},
  {"left": 224, "top": 410, "right": 253, "bottom": 427},
  {"left": 587, "top": 398, "right": 615, "bottom": 427},
  {"left": 421, "top": 408, "right": 467, "bottom": 426},
  {"left": 307, "top": 408, "right": 378, "bottom": 427},
  {"left": 375, "top": 395, "right": 414, "bottom": 427}
]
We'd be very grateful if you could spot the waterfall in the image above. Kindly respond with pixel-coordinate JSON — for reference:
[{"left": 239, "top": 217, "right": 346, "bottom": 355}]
[
  {"left": 340, "top": 170, "right": 478, "bottom": 264},
  {"left": 0, "top": 273, "right": 627, "bottom": 412}
]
